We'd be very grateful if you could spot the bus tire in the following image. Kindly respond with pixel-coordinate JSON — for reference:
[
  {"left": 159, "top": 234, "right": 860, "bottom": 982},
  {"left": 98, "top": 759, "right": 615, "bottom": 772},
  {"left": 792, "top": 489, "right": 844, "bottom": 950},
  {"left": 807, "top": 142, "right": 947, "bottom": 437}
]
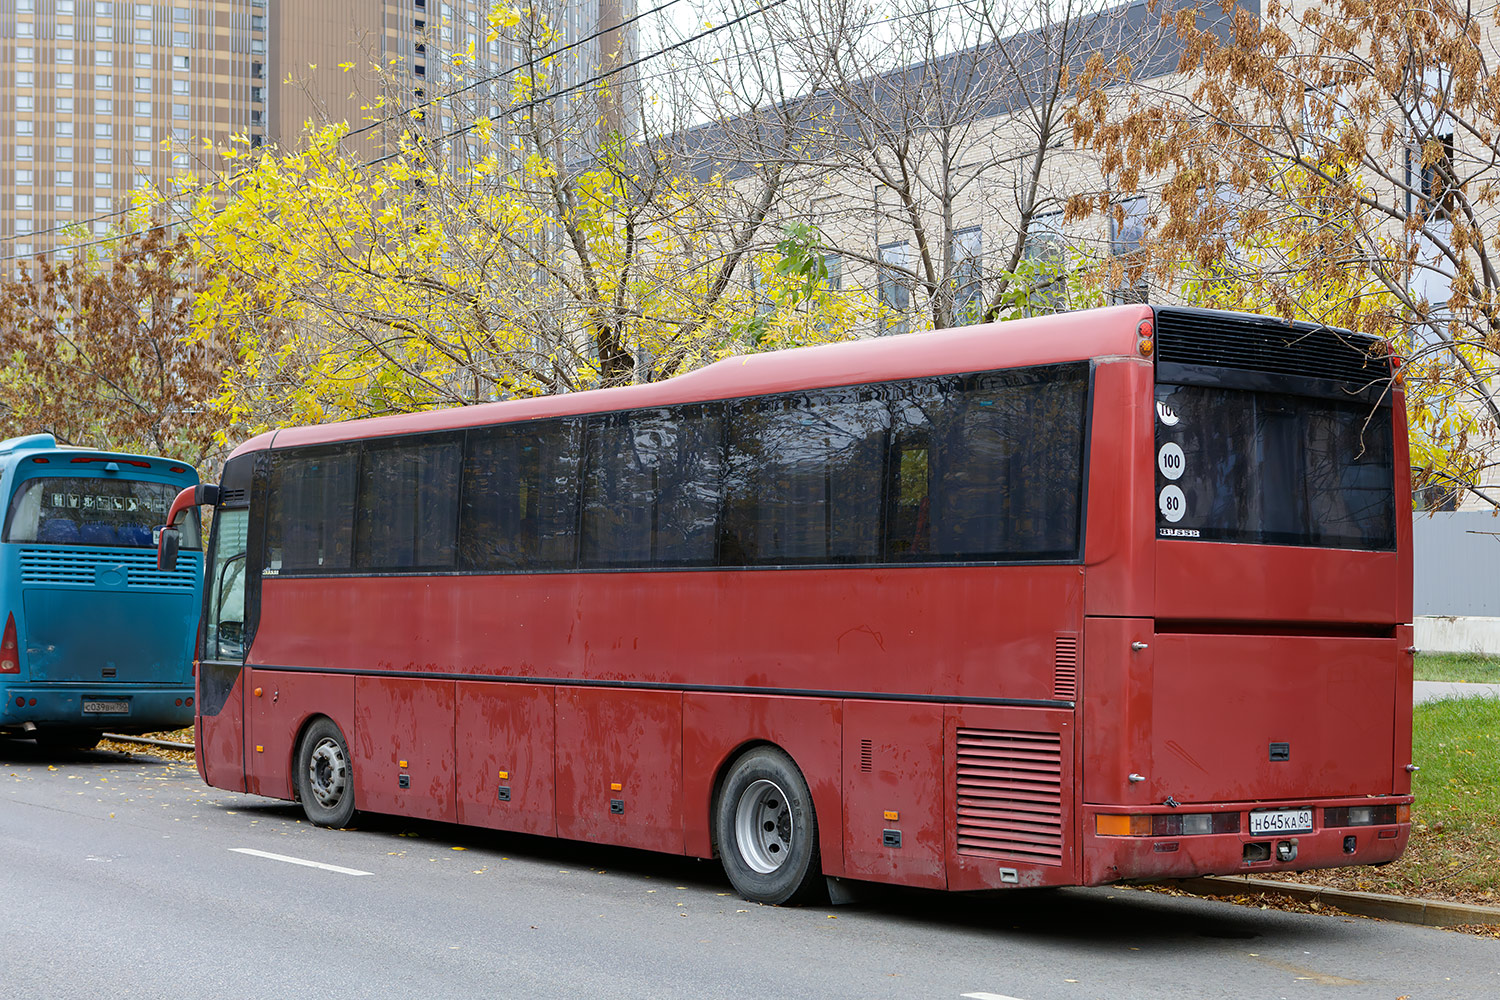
[
  {"left": 295, "top": 718, "right": 356, "bottom": 828},
  {"left": 715, "top": 746, "right": 823, "bottom": 905}
]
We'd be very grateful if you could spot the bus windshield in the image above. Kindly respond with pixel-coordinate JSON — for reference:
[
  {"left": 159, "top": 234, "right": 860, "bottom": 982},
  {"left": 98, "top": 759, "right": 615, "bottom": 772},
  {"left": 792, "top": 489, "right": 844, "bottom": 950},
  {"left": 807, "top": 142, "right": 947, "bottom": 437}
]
[
  {"left": 1154, "top": 383, "right": 1396, "bottom": 549},
  {"left": 3, "top": 476, "right": 201, "bottom": 549}
]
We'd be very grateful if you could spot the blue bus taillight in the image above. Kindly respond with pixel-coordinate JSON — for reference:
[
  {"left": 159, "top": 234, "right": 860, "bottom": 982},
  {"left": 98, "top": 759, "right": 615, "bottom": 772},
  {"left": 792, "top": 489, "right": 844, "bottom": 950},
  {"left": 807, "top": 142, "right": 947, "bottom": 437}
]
[{"left": 1, "top": 612, "right": 17, "bottom": 673}]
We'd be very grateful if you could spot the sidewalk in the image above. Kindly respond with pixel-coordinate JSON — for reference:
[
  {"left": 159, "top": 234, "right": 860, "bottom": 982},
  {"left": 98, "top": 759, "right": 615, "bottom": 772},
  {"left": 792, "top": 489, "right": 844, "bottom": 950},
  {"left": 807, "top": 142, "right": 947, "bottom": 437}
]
[
  {"left": 1177, "top": 876, "right": 1500, "bottom": 927},
  {"left": 1414, "top": 680, "right": 1500, "bottom": 705}
]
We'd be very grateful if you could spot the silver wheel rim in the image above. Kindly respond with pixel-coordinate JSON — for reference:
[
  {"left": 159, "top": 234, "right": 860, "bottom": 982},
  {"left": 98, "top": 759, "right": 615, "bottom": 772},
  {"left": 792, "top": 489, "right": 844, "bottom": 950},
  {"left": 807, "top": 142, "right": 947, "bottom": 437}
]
[
  {"left": 307, "top": 736, "right": 348, "bottom": 810},
  {"left": 734, "top": 778, "right": 793, "bottom": 874}
]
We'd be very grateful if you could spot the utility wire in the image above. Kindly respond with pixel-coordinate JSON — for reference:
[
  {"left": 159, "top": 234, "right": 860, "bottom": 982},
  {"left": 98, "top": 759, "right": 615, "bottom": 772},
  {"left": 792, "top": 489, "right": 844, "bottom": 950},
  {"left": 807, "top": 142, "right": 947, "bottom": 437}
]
[{"left": 0, "top": 0, "right": 708, "bottom": 258}]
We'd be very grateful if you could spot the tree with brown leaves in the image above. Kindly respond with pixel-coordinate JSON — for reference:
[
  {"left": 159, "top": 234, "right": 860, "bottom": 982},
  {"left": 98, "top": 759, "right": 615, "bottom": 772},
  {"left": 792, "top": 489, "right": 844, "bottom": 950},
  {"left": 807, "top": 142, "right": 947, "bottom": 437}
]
[{"left": 0, "top": 226, "right": 235, "bottom": 473}]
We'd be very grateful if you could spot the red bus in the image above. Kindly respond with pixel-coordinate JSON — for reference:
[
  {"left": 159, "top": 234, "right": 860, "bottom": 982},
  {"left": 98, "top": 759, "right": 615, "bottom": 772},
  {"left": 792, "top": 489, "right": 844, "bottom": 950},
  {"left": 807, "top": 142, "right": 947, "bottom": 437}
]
[{"left": 160, "top": 304, "right": 1414, "bottom": 904}]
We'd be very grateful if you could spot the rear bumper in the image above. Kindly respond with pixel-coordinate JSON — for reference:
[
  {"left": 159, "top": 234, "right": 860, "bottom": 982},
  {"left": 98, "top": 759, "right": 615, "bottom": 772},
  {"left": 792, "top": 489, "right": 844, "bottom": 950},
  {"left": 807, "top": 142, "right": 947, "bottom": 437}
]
[
  {"left": 1081, "top": 799, "right": 1412, "bottom": 884},
  {"left": 0, "top": 684, "right": 194, "bottom": 734}
]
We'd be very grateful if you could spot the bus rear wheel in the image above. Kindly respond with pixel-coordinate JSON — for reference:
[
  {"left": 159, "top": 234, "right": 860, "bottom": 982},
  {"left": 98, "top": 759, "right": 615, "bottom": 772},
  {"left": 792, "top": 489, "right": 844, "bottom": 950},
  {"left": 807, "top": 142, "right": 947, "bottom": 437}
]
[
  {"left": 715, "top": 747, "right": 822, "bottom": 905},
  {"left": 295, "top": 718, "right": 356, "bottom": 828}
]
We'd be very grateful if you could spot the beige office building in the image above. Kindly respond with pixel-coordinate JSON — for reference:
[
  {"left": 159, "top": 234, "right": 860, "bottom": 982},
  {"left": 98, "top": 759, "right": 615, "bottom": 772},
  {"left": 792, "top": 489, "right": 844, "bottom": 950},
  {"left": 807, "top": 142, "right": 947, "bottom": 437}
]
[{"left": 1, "top": 0, "right": 633, "bottom": 260}]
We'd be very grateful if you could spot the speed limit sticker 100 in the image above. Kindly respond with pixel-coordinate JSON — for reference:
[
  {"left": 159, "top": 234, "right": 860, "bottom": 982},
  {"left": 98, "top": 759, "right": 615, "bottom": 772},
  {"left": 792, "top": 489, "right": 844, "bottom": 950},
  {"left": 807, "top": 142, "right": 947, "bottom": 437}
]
[{"left": 1157, "top": 442, "right": 1184, "bottom": 481}]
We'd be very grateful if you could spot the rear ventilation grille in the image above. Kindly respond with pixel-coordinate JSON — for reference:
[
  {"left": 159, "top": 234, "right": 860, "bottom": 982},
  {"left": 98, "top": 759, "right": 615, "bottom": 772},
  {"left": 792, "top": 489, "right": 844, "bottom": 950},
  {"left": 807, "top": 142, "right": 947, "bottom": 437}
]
[
  {"left": 1154, "top": 308, "right": 1386, "bottom": 388},
  {"left": 20, "top": 548, "right": 201, "bottom": 590},
  {"left": 859, "top": 739, "right": 873, "bottom": 773},
  {"left": 1053, "top": 634, "right": 1079, "bottom": 700},
  {"left": 955, "top": 728, "right": 1064, "bottom": 865},
  {"left": 219, "top": 488, "right": 248, "bottom": 505}
]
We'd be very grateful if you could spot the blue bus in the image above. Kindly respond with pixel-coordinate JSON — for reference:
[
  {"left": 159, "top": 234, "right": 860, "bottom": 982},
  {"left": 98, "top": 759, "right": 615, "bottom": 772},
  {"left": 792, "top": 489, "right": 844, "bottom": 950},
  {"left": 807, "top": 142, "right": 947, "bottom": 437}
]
[{"left": 0, "top": 434, "right": 202, "bottom": 750}]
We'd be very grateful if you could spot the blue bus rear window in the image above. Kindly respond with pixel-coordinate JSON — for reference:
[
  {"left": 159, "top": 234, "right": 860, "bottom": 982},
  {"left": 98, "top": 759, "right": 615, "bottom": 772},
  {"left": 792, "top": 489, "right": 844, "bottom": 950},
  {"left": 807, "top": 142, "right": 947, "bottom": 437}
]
[{"left": 3, "top": 476, "right": 200, "bottom": 549}]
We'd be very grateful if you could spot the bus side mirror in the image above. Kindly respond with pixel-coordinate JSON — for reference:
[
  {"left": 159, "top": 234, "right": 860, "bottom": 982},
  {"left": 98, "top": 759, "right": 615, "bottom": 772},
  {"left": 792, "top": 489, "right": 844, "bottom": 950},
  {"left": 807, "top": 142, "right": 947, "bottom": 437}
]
[
  {"left": 157, "top": 527, "right": 181, "bottom": 572},
  {"left": 157, "top": 482, "right": 219, "bottom": 572}
]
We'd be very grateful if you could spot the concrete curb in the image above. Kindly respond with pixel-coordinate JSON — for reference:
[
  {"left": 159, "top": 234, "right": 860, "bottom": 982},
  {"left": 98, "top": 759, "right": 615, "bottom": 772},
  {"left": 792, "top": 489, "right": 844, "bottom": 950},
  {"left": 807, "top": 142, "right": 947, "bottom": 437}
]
[{"left": 1176, "top": 875, "right": 1500, "bottom": 927}]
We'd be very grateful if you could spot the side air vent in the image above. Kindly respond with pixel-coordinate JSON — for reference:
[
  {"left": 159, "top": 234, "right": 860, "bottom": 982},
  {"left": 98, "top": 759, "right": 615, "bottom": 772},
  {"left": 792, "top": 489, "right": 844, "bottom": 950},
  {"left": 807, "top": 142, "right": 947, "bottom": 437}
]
[
  {"left": 1154, "top": 307, "right": 1386, "bottom": 389},
  {"left": 955, "top": 728, "right": 1064, "bottom": 865},
  {"left": 859, "top": 739, "right": 874, "bottom": 773},
  {"left": 20, "top": 548, "right": 201, "bottom": 591},
  {"left": 1053, "top": 634, "right": 1079, "bottom": 700},
  {"left": 219, "top": 488, "right": 248, "bottom": 505}
]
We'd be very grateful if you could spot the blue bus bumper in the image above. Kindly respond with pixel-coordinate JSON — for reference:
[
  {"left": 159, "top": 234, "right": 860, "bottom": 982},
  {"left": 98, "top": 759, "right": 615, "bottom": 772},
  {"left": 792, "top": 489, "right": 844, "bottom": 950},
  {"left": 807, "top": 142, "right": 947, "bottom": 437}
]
[{"left": 0, "top": 685, "right": 194, "bottom": 734}]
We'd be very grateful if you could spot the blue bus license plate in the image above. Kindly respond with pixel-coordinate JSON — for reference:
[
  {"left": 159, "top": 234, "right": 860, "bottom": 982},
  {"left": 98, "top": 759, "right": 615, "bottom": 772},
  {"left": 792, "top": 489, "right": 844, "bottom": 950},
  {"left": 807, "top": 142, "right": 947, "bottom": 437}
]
[{"left": 83, "top": 700, "right": 129, "bottom": 714}]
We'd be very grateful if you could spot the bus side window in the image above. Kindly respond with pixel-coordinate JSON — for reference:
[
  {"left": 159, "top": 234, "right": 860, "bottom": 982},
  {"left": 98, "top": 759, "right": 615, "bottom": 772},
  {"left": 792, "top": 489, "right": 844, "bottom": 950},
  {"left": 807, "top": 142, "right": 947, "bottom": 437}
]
[{"left": 207, "top": 509, "right": 249, "bottom": 662}]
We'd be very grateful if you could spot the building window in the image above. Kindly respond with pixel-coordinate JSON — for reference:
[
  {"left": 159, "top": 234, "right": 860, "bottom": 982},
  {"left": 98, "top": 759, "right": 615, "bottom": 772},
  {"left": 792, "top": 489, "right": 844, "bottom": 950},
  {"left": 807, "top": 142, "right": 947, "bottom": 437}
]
[
  {"left": 134, "top": 52, "right": 151, "bottom": 67},
  {"left": 17, "top": 96, "right": 35, "bottom": 113},
  {"left": 16, "top": 121, "right": 34, "bottom": 137},
  {"left": 96, "top": 49, "right": 114, "bottom": 65},
  {"left": 57, "top": 23, "right": 75, "bottom": 40},
  {"left": 172, "top": 55, "right": 189, "bottom": 70},
  {"left": 56, "top": 97, "right": 73, "bottom": 113},
  {"left": 135, "top": 76, "right": 151, "bottom": 91},
  {"left": 94, "top": 196, "right": 113, "bottom": 212},
  {"left": 173, "top": 6, "right": 190, "bottom": 21},
  {"left": 94, "top": 147, "right": 113, "bottom": 163},
  {"left": 250, "top": 38, "right": 264, "bottom": 54},
  {"left": 94, "top": 170, "right": 112, "bottom": 187},
  {"left": 172, "top": 78, "right": 189, "bottom": 95},
  {"left": 96, "top": 1, "right": 114, "bottom": 14},
  {"left": 172, "top": 29, "right": 189, "bottom": 46},
  {"left": 16, "top": 194, "right": 34, "bottom": 211},
  {"left": 96, "top": 74, "right": 114, "bottom": 89},
  {"left": 16, "top": 219, "right": 32, "bottom": 234},
  {"left": 135, "top": 27, "right": 152, "bottom": 43},
  {"left": 952, "top": 227, "right": 982, "bottom": 325},
  {"left": 171, "top": 126, "right": 187, "bottom": 141},
  {"left": 15, "top": 71, "right": 34, "bottom": 87},
  {"left": 134, "top": 124, "right": 151, "bottom": 141},
  {"left": 134, "top": 3, "right": 151, "bottom": 16},
  {"left": 57, "top": 145, "right": 74, "bottom": 161},
  {"left": 172, "top": 103, "right": 189, "bottom": 119},
  {"left": 133, "top": 149, "right": 151, "bottom": 165},
  {"left": 57, "top": 121, "right": 75, "bottom": 137},
  {"left": 56, "top": 72, "right": 74, "bottom": 88},
  {"left": 16, "top": 169, "right": 33, "bottom": 186},
  {"left": 57, "top": 48, "right": 75, "bottom": 64},
  {"left": 16, "top": 145, "right": 33, "bottom": 160},
  {"left": 878, "top": 240, "right": 911, "bottom": 327},
  {"left": 17, "top": 0, "right": 35, "bottom": 12},
  {"left": 1022, "top": 210, "right": 1067, "bottom": 313},
  {"left": 95, "top": 26, "right": 114, "bottom": 42},
  {"left": 57, "top": 170, "right": 74, "bottom": 186},
  {"left": 95, "top": 98, "right": 113, "bottom": 115},
  {"left": 172, "top": 153, "right": 189, "bottom": 170},
  {"left": 95, "top": 123, "right": 114, "bottom": 139},
  {"left": 16, "top": 46, "right": 34, "bottom": 61},
  {"left": 250, "top": 86, "right": 263, "bottom": 102},
  {"left": 1108, "top": 197, "right": 1149, "bottom": 304},
  {"left": 56, "top": 195, "right": 75, "bottom": 211},
  {"left": 134, "top": 100, "right": 150, "bottom": 116}
]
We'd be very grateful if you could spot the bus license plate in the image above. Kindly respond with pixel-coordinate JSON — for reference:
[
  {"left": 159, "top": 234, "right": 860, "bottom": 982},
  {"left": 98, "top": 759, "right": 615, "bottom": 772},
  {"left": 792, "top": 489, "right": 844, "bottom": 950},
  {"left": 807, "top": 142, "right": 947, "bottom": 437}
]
[
  {"left": 83, "top": 700, "right": 129, "bottom": 714},
  {"left": 1249, "top": 808, "right": 1313, "bottom": 835}
]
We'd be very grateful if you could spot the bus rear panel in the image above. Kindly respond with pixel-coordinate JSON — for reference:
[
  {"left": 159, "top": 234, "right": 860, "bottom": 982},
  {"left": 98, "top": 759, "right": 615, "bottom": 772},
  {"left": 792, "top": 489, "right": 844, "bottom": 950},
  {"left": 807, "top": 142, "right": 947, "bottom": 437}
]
[{"left": 0, "top": 434, "right": 201, "bottom": 745}]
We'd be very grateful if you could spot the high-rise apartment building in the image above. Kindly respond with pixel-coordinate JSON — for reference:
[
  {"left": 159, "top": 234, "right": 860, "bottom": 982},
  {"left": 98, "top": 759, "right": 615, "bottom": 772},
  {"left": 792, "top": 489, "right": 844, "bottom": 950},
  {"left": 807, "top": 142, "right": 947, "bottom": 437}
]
[{"left": 1, "top": 0, "right": 635, "bottom": 260}]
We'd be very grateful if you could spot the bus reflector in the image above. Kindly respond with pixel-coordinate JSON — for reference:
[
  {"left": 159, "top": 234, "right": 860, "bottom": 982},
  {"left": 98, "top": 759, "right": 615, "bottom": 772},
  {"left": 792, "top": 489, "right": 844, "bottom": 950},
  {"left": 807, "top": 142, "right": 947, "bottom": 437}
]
[
  {"left": 1397, "top": 804, "right": 1410, "bottom": 823},
  {"left": 1, "top": 613, "right": 18, "bottom": 673},
  {"left": 1096, "top": 814, "right": 1151, "bottom": 837}
]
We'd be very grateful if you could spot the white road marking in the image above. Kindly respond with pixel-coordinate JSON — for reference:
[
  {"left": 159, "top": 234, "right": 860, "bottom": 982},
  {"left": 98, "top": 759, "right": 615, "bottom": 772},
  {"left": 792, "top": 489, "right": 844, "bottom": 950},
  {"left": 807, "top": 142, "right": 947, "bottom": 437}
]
[
  {"left": 961, "top": 993, "right": 1030, "bottom": 1000},
  {"left": 230, "top": 848, "right": 373, "bottom": 876}
]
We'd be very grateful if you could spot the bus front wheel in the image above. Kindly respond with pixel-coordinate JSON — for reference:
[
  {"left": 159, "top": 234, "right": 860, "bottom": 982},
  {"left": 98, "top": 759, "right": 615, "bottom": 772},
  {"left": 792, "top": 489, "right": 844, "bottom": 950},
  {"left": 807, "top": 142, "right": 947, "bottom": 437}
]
[
  {"left": 295, "top": 718, "right": 356, "bottom": 828},
  {"left": 715, "top": 746, "right": 822, "bottom": 905}
]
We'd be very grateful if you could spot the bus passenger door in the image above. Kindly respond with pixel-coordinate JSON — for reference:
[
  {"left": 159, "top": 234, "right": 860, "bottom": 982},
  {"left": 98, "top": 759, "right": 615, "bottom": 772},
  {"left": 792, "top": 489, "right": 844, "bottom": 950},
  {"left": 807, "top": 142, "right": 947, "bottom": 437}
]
[{"left": 199, "top": 509, "right": 249, "bottom": 792}]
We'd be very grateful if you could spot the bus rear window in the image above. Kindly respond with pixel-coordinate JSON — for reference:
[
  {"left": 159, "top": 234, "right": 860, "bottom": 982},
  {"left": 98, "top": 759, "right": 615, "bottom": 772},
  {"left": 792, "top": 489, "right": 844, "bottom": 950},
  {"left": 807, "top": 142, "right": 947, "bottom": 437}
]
[
  {"left": 3, "top": 476, "right": 200, "bottom": 549},
  {"left": 1154, "top": 384, "right": 1395, "bottom": 549}
]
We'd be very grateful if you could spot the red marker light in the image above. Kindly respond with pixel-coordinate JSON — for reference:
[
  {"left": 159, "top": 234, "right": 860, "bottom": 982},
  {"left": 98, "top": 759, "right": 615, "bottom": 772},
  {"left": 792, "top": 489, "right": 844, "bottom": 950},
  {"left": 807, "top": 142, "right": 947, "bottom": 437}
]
[{"left": 0, "top": 613, "right": 18, "bottom": 673}]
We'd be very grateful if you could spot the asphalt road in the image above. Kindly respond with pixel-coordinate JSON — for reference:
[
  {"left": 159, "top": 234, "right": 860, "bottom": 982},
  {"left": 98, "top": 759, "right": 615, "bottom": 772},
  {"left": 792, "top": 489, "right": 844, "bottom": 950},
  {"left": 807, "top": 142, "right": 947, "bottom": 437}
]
[{"left": 2, "top": 741, "right": 1496, "bottom": 1000}]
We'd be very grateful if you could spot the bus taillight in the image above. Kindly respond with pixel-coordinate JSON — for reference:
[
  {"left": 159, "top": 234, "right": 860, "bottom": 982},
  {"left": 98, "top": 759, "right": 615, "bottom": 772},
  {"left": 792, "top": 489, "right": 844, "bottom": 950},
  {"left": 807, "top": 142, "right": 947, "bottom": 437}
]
[{"left": 1, "top": 613, "right": 18, "bottom": 673}]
